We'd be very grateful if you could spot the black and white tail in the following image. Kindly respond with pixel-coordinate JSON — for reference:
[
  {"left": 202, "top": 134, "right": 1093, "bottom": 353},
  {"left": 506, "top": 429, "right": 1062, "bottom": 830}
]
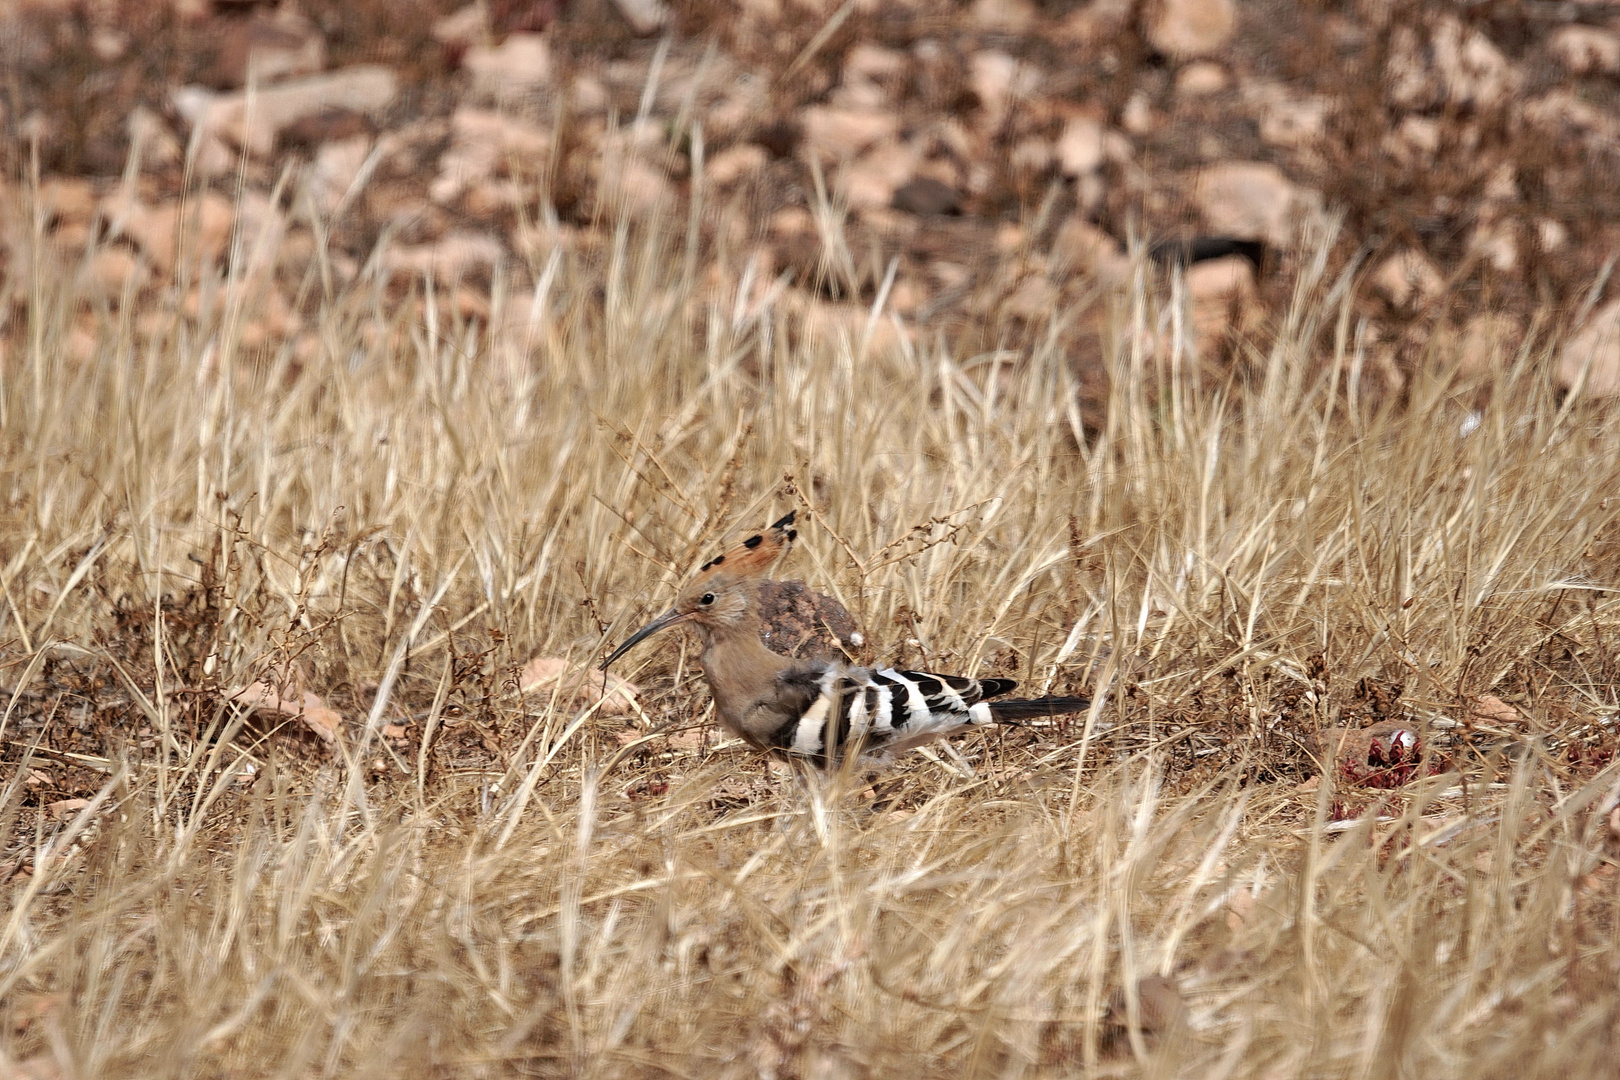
[{"left": 766, "top": 663, "right": 1090, "bottom": 767}]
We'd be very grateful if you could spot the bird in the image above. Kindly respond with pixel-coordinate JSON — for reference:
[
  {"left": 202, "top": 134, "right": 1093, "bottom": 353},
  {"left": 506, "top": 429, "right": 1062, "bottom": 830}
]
[{"left": 601, "top": 511, "right": 1092, "bottom": 768}]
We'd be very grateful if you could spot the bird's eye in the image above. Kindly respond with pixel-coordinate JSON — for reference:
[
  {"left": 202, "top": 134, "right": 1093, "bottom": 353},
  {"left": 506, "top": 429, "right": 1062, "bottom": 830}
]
[{"left": 700, "top": 593, "right": 715, "bottom": 605}]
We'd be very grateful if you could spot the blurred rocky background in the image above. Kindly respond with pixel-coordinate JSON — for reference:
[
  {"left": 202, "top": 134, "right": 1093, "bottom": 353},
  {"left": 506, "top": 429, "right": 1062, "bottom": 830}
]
[{"left": 5, "top": 0, "right": 1620, "bottom": 407}]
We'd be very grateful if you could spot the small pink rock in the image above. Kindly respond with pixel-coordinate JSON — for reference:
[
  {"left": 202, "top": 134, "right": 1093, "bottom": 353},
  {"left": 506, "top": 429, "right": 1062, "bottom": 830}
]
[
  {"left": 1175, "top": 61, "right": 1229, "bottom": 96},
  {"left": 1185, "top": 254, "right": 1254, "bottom": 302},
  {"left": 1560, "top": 298, "right": 1620, "bottom": 398},
  {"left": 228, "top": 673, "right": 341, "bottom": 745},
  {"left": 1056, "top": 114, "right": 1104, "bottom": 175},
  {"left": 521, "top": 656, "right": 640, "bottom": 715},
  {"left": 1550, "top": 25, "right": 1620, "bottom": 75},
  {"left": 801, "top": 105, "right": 899, "bottom": 161},
  {"left": 431, "top": 108, "right": 553, "bottom": 204},
  {"left": 80, "top": 247, "right": 146, "bottom": 298},
  {"left": 46, "top": 798, "right": 90, "bottom": 821},
  {"left": 173, "top": 66, "right": 397, "bottom": 157},
  {"left": 1193, "top": 162, "right": 1301, "bottom": 247},
  {"left": 385, "top": 230, "right": 505, "bottom": 281},
  {"left": 464, "top": 34, "right": 552, "bottom": 101},
  {"left": 1372, "top": 248, "right": 1444, "bottom": 308},
  {"left": 704, "top": 143, "right": 768, "bottom": 186},
  {"left": 1003, "top": 274, "right": 1059, "bottom": 319},
  {"left": 1052, "top": 217, "right": 1129, "bottom": 285},
  {"left": 842, "top": 142, "right": 919, "bottom": 209},
  {"left": 432, "top": 4, "right": 488, "bottom": 46},
  {"left": 1148, "top": 0, "right": 1236, "bottom": 60}
]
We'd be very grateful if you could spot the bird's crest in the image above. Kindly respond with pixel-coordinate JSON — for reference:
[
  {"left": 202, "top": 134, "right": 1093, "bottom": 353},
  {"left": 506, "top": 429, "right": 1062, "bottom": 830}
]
[{"left": 691, "top": 511, "right": 797, "bottom": 583}]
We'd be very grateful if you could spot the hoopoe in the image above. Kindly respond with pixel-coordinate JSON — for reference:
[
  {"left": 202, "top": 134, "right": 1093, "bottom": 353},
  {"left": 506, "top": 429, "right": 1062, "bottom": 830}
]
[{"left": 601, "top": 511, "right": 1092, "bottom": 768}]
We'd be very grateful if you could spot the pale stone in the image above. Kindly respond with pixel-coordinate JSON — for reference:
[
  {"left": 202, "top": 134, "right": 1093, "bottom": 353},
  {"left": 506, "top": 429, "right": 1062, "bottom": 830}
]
[
  {"left": 1051, "top": 216, "right": 1129, "bottom": 284},
  {"left": 1451, "top": 313, "right": 1521, "bottom": 377},
  {"left": 770, "top": 206, "right": 813, "bottom": 236},
  {"left": 969, "top": 50, "right": 1040, "bottom": 128},
  {"left": 704, "top": 143, "right": 768, "bottom": 186},
  {"left": 91, "top": 27, "right": 128, "bottom": 61},
  {"left": 431, "top": 108, "right": 552, "bottom": 204},
  {"left": 1385, "top": 25, "right": 1433, "bottom": 108},
  {"left": 1148, "top": 0, "right": 1236, "bottom": 60},
  {"left": 1056, "top": 115, "right": 1104, "bottom": 175},
  {"left": 1372, "top": 248, "right": 1444, "bottom": 307},
  {"left": 929, "top": 260, "right": 970, "bottom": 290},
  {"left": 1550, "top": 25, "right": 1620, "bottom": 75},
  {"left": 309, "top": 135, "right": 372, "bottom": 213},
  {"left": 971, "top": 0, "right": 1037, "bottom": 32},
  {"left": 1389, "top": 17, "right": 1517, "bottom": 110},
  {"left": 1559, "top": 299, "right": 1620, "bottom": 397},
  {"left": 1009, "top": 137, "right": 1052, "bottom": 173},
  {"left": 238, "top": 285, "right": 301, "bottom": 349},
  {"left": 829, "top": 76, "right": 888, "bottom": 110},
  {"left": 36, "top": 177, "right": 96, "bottom": 224},
  {"left": 1059, "top": 0, "right": 1132, "bottom": 43},
  {"left": 799, "top": 299, "right": 913, "bottom": 354},
  {"left": 51, "top": 221, "right": 91, "bottom": 253},
  {"left": 1121, "top": 91, "right": 1156, "bottom": 134},
  {"left": 1384, "top": 114, "right": 1441, "bottom": 167},
  {"left": 432, "top": 4, "right": 488, "bottom": 45},
  {"left": 233, "top": 190, "right": 289, "bottom": 280},
  {"left": 1246, "top": 82, "right": 1330, "bottom": 148},
  {"left": 1186, "top": 255, "right": 1256, "bottom": 340},
  {"left": 385, "top": 230, "right": 505, "bottom": 280},
  {"left": 464, "top": 34, "right": 552, "bottom": 101},
  {"left": 127, "top": 106, "right": 183, "bottom": 168},
  {"left": 1185, "top": 254, "right": 1254, "bottom": 301},
  {"left": 1431, "top": 16, "right": 1516, "bottom": 108},
  {"left": 243, "top": 12, "right": 326, "bottom": 85},
  {"left": 172, "top": 66, "right": 397, "bottom": 156},
  {"left": 844, "top": 43, "right": 907, "bottom": 82},
  {"left": 1538, "top": 218, "right": 1568, "bottom": 251},
  {"left": 1482, "top": 162, "right": 1517, "bottom": 203},
  {"left": 801, "top": 105, "right": 899, "bottom": 160},
  {"left": 1523, "top": 90, "right": 1620, "bottom": 142},
  {"left": 80, "top": 246, "right": 146, "bottom": 297},
  {"left": 1469, "top": 220, "right": 1516, "bottom": 273},
  {"left": 1175, "top": 61, "right": 1229, "bottom": 96},
  {"left": 1192, "top": 162, "right": 1300, "bottom": 247},
  {"left": 603, "top": 158, "right": 674, "bottom": 213},
  {"left": 611, "top": 0, "right": 670, "bottom": 35},
  {"left": 100, "top": 190, "right": 235, "bottom": 271},
  {"left": 841, "top": 141, "right": 918, "bottom": 209},
  {"left": 1003, "top": 274, "right": 1059, "bottom": 319},
  {"left": 520, "top": 656, "right": 640, "bottom": 716}
]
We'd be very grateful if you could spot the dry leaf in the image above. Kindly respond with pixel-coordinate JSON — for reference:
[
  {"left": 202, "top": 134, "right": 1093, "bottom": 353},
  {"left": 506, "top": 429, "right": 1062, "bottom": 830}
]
[
  {"left": 44, "top": 798, "right": 89, "bottom": 821},
  {"left": 228, "top": 671, "right": 341, "bottom": 745},
  {"left": 1470, "top": 694, "right": 1525, "bottom": 728},
  {"left": 1106, "top": 974, "right": 1189, "bottom": 1042},
  {"left": 0, "top": 1052, "right": 64, "bottom": 1080},
  {"left": 1225, "top": 887, "right": 1259, "bottom": 931},
  {"left": 520, "top": 656, "right": 639, "bottom": 716}
]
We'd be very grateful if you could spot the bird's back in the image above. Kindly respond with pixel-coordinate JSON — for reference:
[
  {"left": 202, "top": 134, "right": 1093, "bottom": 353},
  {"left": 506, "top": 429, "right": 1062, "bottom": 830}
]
[{"left": 762, "top": 661, "right": 1025, "bottom": 767}]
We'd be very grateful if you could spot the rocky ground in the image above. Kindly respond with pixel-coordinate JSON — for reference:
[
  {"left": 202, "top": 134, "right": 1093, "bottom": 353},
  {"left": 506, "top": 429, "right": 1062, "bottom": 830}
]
[{"left": 5, "top": 0, "right": 1620, "bottom": 402}]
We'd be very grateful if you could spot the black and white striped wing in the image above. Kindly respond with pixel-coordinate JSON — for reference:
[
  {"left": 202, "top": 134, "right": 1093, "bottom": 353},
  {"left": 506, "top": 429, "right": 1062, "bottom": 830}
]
[{"left": 768, "top": 665, "right": 1018, "bottom": 765}]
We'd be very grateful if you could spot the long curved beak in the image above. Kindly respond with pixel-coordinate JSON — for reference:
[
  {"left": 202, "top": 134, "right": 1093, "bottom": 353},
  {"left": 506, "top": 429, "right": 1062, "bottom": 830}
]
[{"left": 600, "top": 608, "right": 689, "bottom": 669}]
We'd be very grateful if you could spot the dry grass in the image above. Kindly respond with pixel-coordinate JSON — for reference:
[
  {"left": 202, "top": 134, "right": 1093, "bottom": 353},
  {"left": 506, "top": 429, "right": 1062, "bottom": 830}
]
[{"left": 2, "top": 168, "right": 1619, "bottom": 1079}]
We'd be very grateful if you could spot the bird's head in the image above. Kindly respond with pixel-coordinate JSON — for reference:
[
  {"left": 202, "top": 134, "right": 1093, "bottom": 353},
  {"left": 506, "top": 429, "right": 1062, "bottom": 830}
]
[{"left": 601, "top": 511, "right": 797, "bottom": 667}]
